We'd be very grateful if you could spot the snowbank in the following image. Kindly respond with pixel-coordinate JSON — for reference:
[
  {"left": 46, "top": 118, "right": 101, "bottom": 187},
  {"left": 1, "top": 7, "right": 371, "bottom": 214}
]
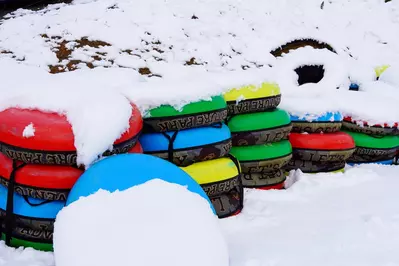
[{"left": 53, "top": 179, "right": 229, "bottom": 266}]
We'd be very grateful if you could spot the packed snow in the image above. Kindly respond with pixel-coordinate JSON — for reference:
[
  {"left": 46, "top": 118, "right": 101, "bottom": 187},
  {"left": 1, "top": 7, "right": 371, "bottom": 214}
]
[
  {"left": 53, "top": 179, "right": 229, "bottom": 266},
  {"left": 22, "top": 123, "right": 35, "bottom": 138}
]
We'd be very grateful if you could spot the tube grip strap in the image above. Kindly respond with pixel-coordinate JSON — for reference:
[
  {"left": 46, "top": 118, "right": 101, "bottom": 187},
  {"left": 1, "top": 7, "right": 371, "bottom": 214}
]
[
  {"left": 161, "top": 131, "right": 179, "bottom": 163},
  {"left": 226, "top": 154, "right": 244, "bottom": 211}
]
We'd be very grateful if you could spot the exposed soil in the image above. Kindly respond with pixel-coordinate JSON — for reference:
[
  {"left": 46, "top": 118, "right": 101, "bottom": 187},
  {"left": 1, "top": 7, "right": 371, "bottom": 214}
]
[{"left": 270, "top": 39, "right": 336, "bottom": 57}]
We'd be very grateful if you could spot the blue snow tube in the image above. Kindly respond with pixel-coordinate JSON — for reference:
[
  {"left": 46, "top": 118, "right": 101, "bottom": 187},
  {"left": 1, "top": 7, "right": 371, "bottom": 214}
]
[
  {"left": 347, "top": 159, "right": 393, "bottom": 166},
  {"left": 140, "top": 123, "right": 232, "bottom": 167},
  {"left": 66, "top": 154, "right": 216, "bottom": 214},
  {"left": 0, "top": 185, "right": 64, "bottom": 219},
  {"left": 290, "top": 112, "right": 343, "bottom": 133}
]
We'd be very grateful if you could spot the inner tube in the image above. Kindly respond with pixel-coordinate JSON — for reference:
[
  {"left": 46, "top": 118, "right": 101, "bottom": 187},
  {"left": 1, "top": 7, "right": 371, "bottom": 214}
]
[
  {"left": 180, "top": 157, "right": 243, "bottom": 218},
  {"left": 290, "top": 112, "right": 343, "bottom": 133},
  {"left": 343, "top": 130, "right": 399, "bottom": 163},
  {"left": 66, "top": 153, "right": 216, "bottom": 214},
  {"left": 223, "top": 82, "right": 281, "bottom": 115},
  {"left": 283, "top": 159, "right": 346, "bottom": 173},
  {"left": 342, "top": 117, "right": 399, "bottom": 136},
  {"left": 347, "top": 159, "right": 393, "bottom": 166},
  {"left": 289, "top": 132, "right": 356, "bottom": 162},
  {"left": 230, "top": 140, "right": 292, "bottom": 173},
  {"left": 0, "top": 185, "right": 64, "bottom": 231},
  {"left": 1, "top": 230, "right": 53, "bottom": 252},
  {"left": 227, "top": 109, "right": 292, "bottom": 146},
  {"left": 143, "top": 96, "right": 227, "bottom": 132},
  {"left": 0, "top": 142, "right": 143, "bottom": 201},
  {"left": 241, "top": 169, "right": 286, "bottom": 190},
  {"left": 140, "top": 124, "right": 232, "bottom": 167},
  {"left": 0, "top": 104, "right": 142, "bottom": 166}
]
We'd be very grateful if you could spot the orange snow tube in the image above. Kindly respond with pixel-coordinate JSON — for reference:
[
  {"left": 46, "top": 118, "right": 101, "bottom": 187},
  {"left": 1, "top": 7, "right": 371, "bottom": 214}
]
[
  {"left": 0, "top": 104, "right": 143, "bottom": 166},
  {"left": 0, "top": 142, "right": 143, "bottom": 201}
]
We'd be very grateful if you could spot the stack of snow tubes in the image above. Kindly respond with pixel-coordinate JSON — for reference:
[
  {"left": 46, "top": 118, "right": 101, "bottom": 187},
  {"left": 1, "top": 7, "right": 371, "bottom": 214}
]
[
  {"left": 284, "top": 112, "right": 356, "bottom": 173},
  {"left": 223, "top": 83, "right": 293, "bottom": 190},
  {"left": 0, "top": 105, "right": 143, "bottom": 251},
  {"left": 140, "top": 96, "right": 243, "bottom": 218},
  {"left": 342, "top": 117, "right": 399, "bottom": 165}
]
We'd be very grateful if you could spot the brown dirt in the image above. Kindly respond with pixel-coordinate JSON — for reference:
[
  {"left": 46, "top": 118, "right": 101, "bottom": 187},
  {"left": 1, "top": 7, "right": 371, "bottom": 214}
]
[{"left": 270, "top": 38, "right": 336, "bottom": 57}]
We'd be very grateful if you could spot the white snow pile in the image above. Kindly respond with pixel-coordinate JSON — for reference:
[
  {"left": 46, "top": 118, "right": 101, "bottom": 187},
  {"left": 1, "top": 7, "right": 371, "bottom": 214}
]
[
  {"left": 0, "top": 0, "right": 399, "bottom": 163},
  {"left": 53, "top": 179, "right": 229, "bottom": 266}
]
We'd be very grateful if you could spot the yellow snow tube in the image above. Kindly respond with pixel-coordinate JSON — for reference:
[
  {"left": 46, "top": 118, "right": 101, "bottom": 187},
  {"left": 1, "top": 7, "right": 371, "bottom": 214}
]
[{"left": 375, "top": 65, "right": 390, "bottom": 78}]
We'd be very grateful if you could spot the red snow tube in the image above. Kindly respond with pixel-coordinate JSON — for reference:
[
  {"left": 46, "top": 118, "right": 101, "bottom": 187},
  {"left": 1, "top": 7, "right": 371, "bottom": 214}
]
[
  {"left": 0, "top": 104, "right": 143, "bottom": 166},
  {"left": 343, "top": 116, "right": 399, "bottom": 136},
  {"left": 289, "top": 132, "right": 356, "bottom": 162},
  {"left": 0, "top": 142, "right": 143, "bottom": 201}
]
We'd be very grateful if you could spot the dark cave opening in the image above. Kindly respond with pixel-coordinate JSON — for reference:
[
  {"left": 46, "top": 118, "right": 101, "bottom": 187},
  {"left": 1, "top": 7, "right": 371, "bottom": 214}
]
[{"left": 294, "top": 65, "right": 325, "bottom": 85}]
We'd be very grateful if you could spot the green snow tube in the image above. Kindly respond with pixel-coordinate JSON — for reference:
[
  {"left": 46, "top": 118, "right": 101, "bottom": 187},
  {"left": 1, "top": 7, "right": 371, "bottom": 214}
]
[
  {"left": 1, "top": 227, "right": 53, "bottom": 251},
  {"left": 227, "top": 109, "right": 292, "bottom": 146},
  {"left": 343, "top": 130, "right": 399, "bottom": 163},
  {"left": 143, "top": 96, "right": 228, "bottom": 132},
  {"left": 230, "top": 140, "right": 292, "bottom": 173}
]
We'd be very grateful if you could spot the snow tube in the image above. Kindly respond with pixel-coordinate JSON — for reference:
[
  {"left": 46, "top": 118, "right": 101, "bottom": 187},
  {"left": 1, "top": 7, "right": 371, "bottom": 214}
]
[
  {"left": 223, "top": 83, "right": 281, "bottom": 115},
  {"left": 230, "top": 140, "right": 292, "bottom": 173},
  {"left": 347, "top": 159, "right": 393, "bottom": 166},
  {"left": 283, "top": 159, "right": 346, "bottom": 173},
  {"left": 181, "top": 156, "right": 243, "bottom": 218},
  {"left": 0, "top": 104, "right": 142, "bottom": 166},
  {"left": 143, "top": 96, "right": 227, "bottom": 132},
  {"left": 227, "top": 109, "right": 292, "bottom": 146},
  {"left": 0, "top": 185, "right": 64, "bottom": 232},
  {"left": 343, "top": 131, "right": 399, "bottom": 163},
  {"left": 0, "top": 142, "right": 143, "bottom": 201},
  {"left": 66, "top": 153, "right": 216, "bottom": 214},
  {"left": 290, "top": 112, "right": 343, "bottom": 133},
  {"left": 289, "top": 132, "right": 356, "bottom": 162},
  {"left": 241, "top": 169, "right": 286, "bottom": 190},
  {"left": 1, "top": 227, "right": 53, "bottom": 252},
  {"left": 342, "top": 117, "right": 399, "bottom": 136},
  {"left": 139, "top": 124, "right": 232, "bottom": 167}
]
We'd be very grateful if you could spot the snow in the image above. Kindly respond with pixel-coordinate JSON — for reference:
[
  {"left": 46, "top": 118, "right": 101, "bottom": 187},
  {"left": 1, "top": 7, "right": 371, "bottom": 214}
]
[
  {"left": 53, "top": 179, "right": 229, "bottom": 266},
  {"left": 2, "top": 164, "right": 399, "bottom": 266},
  {"left": 22, "top": 123, "right": 35, "bottom": 138}
]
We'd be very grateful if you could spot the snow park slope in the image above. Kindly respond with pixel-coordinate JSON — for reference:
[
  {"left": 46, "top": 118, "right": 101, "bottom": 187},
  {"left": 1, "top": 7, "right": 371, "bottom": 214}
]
[{"left": 0, "top": 0, "right": 399, "bottom": 265}]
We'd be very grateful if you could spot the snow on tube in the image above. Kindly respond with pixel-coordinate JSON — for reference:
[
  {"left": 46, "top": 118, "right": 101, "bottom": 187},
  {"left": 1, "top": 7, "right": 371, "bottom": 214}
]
[
  {"left": 223, "top": 82, "right": 281, "bottom": 115},
  {"left": 181, "top": 156, "right": 242, "bottom": 218},
  {"left": 0, "top": 142, "right": 143, "bottom": 202},
  {"left": 66, "top": 153, "right": 216, "bottom": 214},
  {"left": 290, "top": 112, "right": 343, "bottom": 133},
  {"left": 289, "top": 132, "right": 356, "bottom": 162},
  {"left": 0, "top": 184, "right": 64, "bottom": 233},
  {"left": 143, "top": 96, "right": 227, "bottom": 132},
  {"left": 342, "top": 117, "right": 399, "bottom": 136},
  {"left": 1, "top": 227, "right": 53, "bottom": 252},
  {"left": 343, "top": 130, "right": 399, "bottom": 163},
  {"left": 227, "top": 109, "right": 292, "bottom": 146},
  {"left": 347, "top": 159, "right": 393, "bottom": 166},
  {"left": 241, "top": 169, "right": 286, "bottom": 190},
  {"left": 139, "top": 124, "right": 232, "bottom": 167},
  {"left": 0, "top": 104, "right": 142, "bottom": 166},
  {"left": 230, "top": 140, "right": 292, "bottom": 173},
  {"left": 283, "top": 159, "right": 346, "bottom": 173}
]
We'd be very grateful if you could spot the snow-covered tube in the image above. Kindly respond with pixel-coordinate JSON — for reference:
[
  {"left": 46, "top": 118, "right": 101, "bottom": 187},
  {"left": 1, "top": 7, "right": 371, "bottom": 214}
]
[
  {"left": 66, "top": 153, "right": 216, "bottom": 214},
  {"left": 290, "top": 112, "right": 343, "bottom": 133},
  {"left": 230, "top": 140, "right": 292, "bottom": 173},
  {"left": 181, "top": 156, "right": 243, "bottom": 218},
  {"left": 283, "top": 159, "right": 346, "bottom": 173},
  {"left": 227, "top": 109, "right": 292, "bottom": 146},
  {"left": 342, "top": 117, "right": 399, "bottom": 136},
  {"left": 143, "top": 96, "right": 227, "bottom": 132},
  {"left": 289, "top": 132, "right": 356, "bottom": 162},
  {"left": 241, "top": 169, "right": 286, "bottom": 190},
  {"left": 343, "top": 131, "right": 399, "bottom": 163},
  {"left": 0, "top": 143, "right": 143, "bottom": 201},
  {"left": 347, "top": 158, "right": 393, "bottom": 166},
  {"left": 139, "top": 124, "right": 232, "bottom": 167},
  {"left": 0, "top": 104, "right": 142, "bottom": 166},
  {"left": 223, "top": 83, "right": 281, "bottom": 115}
]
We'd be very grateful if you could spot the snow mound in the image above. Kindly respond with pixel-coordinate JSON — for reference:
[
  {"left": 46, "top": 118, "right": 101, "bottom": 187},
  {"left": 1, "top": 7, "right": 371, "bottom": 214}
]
[
  {"left": 53, "top": 178, "right": 229, "bottom": 266},
  {"left": 379, "top": 65, "right": 399, "bottom": 87}
]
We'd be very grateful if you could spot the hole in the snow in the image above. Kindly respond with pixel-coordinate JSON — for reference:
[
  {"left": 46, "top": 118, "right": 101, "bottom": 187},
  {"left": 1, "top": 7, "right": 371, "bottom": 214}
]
[{"left": 295, "top": 65, "right": 325, "bottom": 85}]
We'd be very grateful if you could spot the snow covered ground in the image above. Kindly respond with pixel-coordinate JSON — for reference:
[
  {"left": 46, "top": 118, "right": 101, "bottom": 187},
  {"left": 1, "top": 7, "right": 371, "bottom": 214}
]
[
  {"left": 1, "top": 0, "right": 399, "bottom": 265},
  {"left": 1, "top": 164, "right": 399, "bottom": 266}
]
